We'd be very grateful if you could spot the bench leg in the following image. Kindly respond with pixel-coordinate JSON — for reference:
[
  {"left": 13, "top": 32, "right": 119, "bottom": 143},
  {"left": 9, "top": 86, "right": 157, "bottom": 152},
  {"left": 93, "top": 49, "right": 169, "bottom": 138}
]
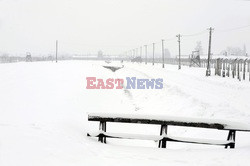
[
  {"left": 103, "top": 122, "right": 107, "bottom": 143},
  {"left": 225, "top": 130, "right": 236, "bottom": 149},
  {"left": 98, "top": 121, "right": 107, "bottom": 143},
  {"left": 158, "top": 125, "right": 168, "bottom": 148},
  {"left": 158, "top": 125, "right": 163, "bottom": 148}
]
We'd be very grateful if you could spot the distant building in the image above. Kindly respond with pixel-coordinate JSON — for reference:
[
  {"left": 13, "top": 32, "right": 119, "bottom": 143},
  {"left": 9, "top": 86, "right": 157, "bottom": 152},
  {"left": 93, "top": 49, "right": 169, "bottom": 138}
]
[
  {"left": 26, "top": 52, "right": 32, "bottom": 62},
  {"left": 131, "top": 56, "right": 142, "bottom": 63}
]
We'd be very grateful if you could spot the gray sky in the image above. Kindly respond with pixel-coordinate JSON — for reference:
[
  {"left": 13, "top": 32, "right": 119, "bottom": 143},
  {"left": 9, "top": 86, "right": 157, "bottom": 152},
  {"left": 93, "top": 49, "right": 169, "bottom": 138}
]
[{"left": 0, "top": 0, "right": 250, "bottom": 57}]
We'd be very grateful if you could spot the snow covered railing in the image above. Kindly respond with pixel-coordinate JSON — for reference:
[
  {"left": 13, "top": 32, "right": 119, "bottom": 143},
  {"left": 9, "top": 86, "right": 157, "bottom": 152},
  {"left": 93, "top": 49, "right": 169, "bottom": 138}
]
[{"left": 87, "top": 113, "right": 250, "bottom": 149}]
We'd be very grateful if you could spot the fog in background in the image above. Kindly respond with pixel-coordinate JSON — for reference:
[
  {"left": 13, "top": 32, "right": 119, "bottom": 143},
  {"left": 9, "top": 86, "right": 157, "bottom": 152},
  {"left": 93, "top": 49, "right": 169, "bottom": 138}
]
[{"left": 0, "top": 0, "right": 249, "bottom": 57}]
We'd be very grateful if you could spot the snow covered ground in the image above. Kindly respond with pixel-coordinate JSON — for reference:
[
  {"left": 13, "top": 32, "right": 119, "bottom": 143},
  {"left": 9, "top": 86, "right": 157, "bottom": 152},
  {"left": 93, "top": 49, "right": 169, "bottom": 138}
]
[{"left": 0, "top": 60, "right": 250, "bottom": 166}]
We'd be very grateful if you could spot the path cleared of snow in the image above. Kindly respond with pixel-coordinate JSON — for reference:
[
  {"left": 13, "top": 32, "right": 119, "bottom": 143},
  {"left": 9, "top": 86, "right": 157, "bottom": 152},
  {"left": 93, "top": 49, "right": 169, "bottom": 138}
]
[{"left": 0, "top": 60, "right": 250, "bottom": 166}]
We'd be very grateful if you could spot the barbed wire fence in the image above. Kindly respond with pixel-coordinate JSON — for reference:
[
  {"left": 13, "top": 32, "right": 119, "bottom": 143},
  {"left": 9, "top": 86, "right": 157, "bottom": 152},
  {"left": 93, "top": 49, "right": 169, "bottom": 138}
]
[{"left": 124, "top": 25, "right": 250, "bottom": 82}]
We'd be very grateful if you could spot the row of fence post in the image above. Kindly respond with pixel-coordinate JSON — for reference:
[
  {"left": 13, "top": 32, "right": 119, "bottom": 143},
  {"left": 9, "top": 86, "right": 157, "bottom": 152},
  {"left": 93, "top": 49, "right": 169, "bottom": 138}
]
[
  {"left": 138, "top": 57, "right": 249, "bottom": 82},
  {"left": 214, "top": 58, "right": 249, "bottom": 81}
]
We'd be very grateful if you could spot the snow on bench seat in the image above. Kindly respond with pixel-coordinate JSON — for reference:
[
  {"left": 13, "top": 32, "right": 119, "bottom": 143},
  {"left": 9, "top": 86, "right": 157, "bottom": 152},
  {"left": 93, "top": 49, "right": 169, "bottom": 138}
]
[
  {"left": 88, "top": 113, "right": 250, "bottom": 131},
  {"left": 87, "top": 131, "right": 234, "bottom": 146}
]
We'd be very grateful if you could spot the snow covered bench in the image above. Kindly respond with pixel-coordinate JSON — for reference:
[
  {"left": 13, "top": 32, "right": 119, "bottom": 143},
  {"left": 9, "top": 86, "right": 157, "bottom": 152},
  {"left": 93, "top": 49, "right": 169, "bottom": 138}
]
[{"left": 87, "top": 113, "right": 250, "bottom": 149}]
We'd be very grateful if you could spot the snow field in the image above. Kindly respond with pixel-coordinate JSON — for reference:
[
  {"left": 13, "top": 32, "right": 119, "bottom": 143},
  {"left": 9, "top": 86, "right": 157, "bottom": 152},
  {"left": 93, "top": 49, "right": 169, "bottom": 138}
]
[{"left": 0, "top": 60, "right": 250, "bottom": 166}]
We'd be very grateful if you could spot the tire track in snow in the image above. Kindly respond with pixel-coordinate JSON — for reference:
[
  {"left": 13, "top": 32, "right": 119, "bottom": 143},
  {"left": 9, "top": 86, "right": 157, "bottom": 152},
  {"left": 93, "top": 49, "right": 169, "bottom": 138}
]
[
  {"left": 118, "top": 66, "right": 171, "bottom": 112},
  {"left": 109, "top": 67, "right": 140, "bottom": 112},
  {"left": 122, "top": 65, "right": 213, "bottom": 117}
]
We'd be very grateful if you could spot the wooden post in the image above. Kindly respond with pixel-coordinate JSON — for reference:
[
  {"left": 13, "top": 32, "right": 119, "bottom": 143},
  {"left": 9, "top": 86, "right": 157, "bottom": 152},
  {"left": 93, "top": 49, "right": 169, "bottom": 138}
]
[
  {"left": 218, "top": 59, "right": 221, "bottom": 76},
  {"left": 237, "top": 60, "right": 241, "bottom": 81},
  {"left": 222, "top": 59, "right": 226, "bottom": 77},
  {"left": 215, "top": 59, "right": 218, "bottom": 75},
  {"left": 158, "top": 125, "right": 163, "bottom": 148},
  {"left": 243, "top": 59, "right": 247, "bottom": 80},
  {"left": 225, "top": 130, "right": 236, "bottom": 149},
  {"left": 159, "top": 125, "right": 168, "bottom": 148},
  {"left": 232, "top": 59, "right": 237, "bottom": 78},
  {"left": 176, "top": 34, "right": 181, "bottom": 70},
  {"left": 98, "top": 121, "right": 107, "bottom": 143},
  {"left": 227, "top": 61, "right": 230, "bottom": 77},
  {"left": 206, "top": 27, "right": 214, "bottom": 76}
]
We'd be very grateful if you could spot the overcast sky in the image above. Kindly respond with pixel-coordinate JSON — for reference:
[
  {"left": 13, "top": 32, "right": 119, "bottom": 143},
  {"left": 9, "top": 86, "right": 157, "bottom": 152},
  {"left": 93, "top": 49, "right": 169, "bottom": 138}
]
[{"left": 0, "top": 0, "right": 249, "bottom": 57}]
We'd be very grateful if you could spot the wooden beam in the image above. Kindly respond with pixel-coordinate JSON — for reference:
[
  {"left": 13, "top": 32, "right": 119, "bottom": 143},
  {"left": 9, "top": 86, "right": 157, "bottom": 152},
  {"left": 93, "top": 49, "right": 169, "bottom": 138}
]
[{"left": 89, "top": 116, "right": 225, "bottom": 130}]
